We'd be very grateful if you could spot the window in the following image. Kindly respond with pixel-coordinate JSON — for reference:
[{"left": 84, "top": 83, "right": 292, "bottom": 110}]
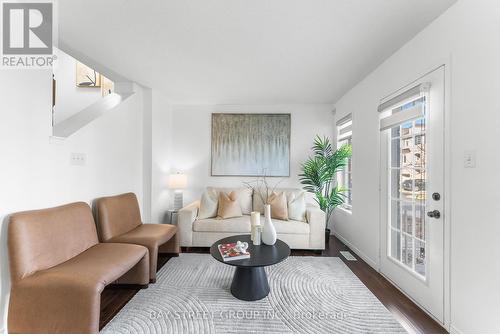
[{"left": 336, "top": 114, "right": 352, "bottom": 211}]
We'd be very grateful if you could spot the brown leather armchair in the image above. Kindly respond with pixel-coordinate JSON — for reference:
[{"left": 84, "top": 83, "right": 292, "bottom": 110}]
[
  {"left": 95, "top": 193, "right": 180, "bottom": 282},
  {"left": 7, "top": 202, "right": 150, "bottom": 334}
]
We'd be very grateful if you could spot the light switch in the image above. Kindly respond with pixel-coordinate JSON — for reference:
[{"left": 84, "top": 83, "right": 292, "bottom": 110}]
[
  {"left": 464, "top": 150, "right": 476, "bottom": 168},
  {"left": 70, "top": 153, "right": 87, "bottom": 166}
]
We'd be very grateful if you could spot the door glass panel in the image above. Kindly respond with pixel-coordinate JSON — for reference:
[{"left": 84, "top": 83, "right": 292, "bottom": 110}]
[
  {"left": 391, "top": 229, "right": 401, "bottom": 261},
  {"left": 415, "top": 200, "right": 426, "bottom": 241},
  {"left": 400, "top": 168, "right": 413, "bottom": 200},
  {"left": 391, "top": 139, "right": 401, "bottom": 167},
  {"left": 391, "top": 126, "right": 400, "bottom": 138},
  {"left": 391, "top": 200, "right": 401, "bottom": 230},
  {"left": 402, "top": 234, "right": 413, "bottom": 267},
  {"left": 391, "top": 169, "right": 400, "bottom": 198},
  {"left": 401, "top": 121, "right": 413, "bottom": 137},
  {"left": 414, "top": 169, "right": 426, "bottom": 200},
  {"left": 414, "top": 117, "right": 426, "bottom": 135},
  {"left": 415, "top": 239, "right": 426, "bottom": 276},
  {"left": 388, "top": 98, "right": 427, "bottom": 278},
  {"left": 401, "top": 202, "right": 413, "bottom": 235}
]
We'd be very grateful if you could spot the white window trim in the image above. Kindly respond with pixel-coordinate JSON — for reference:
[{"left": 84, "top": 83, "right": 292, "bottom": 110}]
[{"left": 336, "top": 114, "right": 352, "bottom": 212}]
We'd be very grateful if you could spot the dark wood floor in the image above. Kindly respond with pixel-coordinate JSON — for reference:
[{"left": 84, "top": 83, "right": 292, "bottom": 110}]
[{"left": 100, "top": 236, "right": 448, "bottom": 333}]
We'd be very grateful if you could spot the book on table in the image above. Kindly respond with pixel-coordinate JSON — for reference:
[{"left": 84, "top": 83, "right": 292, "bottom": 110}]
[{"left": 218, "top": 243, "right": 250, "bottom": 261}]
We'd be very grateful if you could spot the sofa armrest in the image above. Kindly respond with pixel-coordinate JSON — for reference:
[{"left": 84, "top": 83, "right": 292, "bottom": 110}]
[
  {"left": 178, "top": 201, "right": 200, "bottom": 247},
  {"left": 306, "top": 204, "right": 326, "bottom": 250}
]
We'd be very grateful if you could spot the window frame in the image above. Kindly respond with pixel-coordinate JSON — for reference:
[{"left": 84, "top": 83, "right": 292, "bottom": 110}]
[{"left": 336, "top": 115, "right": 353, "bottom": 212}]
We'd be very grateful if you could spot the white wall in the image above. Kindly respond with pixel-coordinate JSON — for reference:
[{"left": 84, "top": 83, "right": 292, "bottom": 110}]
[
  {"left": 0, "top": 69, "right": 147, "bottom": 331},
  {"left": 142, "top": 87, "right": 153, "bottom": 223},
  {"left": 151, "top": 104, "right": 334, "bottom": 220},
  {"left": 151, "top": 93, "right": 174, "bottom": 224},
  {"left": 332, "top": 1, "right": 500, "bottom": 333},
  {"left": 53, "top": 48, "right": 103, "bottom": 124}
]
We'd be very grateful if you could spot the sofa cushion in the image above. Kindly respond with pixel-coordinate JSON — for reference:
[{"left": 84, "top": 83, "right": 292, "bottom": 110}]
[
  {"left": 193, "top": 216, "right": 309, "bottom": 235},
  {"left": 209, "top": 187, "right": 253, "bottom": 214},
  {"left": 273, "top": 219, "right": 310, "bottom": 234},
  {"left": 193, "top": 216, "right": 251, "bottom": 233}
]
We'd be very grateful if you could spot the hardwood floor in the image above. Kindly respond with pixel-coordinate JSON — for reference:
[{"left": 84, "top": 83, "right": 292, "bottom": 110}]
[{"left": 100, "top": 236, "right": 448, "bottom": 333}]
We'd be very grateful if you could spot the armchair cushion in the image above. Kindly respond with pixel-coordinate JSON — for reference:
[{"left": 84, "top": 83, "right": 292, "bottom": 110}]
[
  {"left": 26, "top": 243, "right": 149, "bottom": 289},
  {"left": 108, "top": 224, "right": 177, "bottom": 249},
  {"left": 95, "top": 192, "right": 142, "bottom": 242},
  {"left": 107, "top": 224, "right": 177, "bottom": 280},
  {"left": 8, "top": 202, "right": 99, "bottom": 282}
]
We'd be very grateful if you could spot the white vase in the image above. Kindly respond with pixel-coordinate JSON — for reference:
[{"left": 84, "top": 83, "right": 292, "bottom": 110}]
[{"left": 262, "top": 204, "right": 277, "bottom": 245}]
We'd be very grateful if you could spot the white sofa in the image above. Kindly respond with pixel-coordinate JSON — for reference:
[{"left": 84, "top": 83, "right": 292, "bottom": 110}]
[{"left": 178, "top": 188, "right": 326, "bottom": 250}]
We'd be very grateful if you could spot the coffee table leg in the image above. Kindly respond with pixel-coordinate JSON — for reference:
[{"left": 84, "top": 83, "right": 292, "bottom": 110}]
[{"left": 230, "top": 266, "right": 269, "bottom": 301}]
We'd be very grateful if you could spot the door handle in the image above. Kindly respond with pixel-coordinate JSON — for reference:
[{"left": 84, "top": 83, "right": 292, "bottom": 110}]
[{"left": 427, "top": 210, "right": 441, "bottom": 219}]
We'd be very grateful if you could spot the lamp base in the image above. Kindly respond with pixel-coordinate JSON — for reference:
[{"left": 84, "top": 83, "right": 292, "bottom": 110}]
[{"left": 173, "top": 191, "right": 183, "bottom": 211}]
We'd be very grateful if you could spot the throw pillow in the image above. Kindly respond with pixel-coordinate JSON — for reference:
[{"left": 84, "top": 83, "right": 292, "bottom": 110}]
[
  {"left": 198, "top": 188, "right": 219, "bottom": 219},
  {"left": 217, "top": 191, "right": 243, "bottom": 219},
  {"left": 269, "top": 191, "right": 288, "bottom": 220},
  {"left": 288, "top": 191, "right": 307, "bottom": 222},
  {"left": 209, "top": 187, "right": 253, "bottom": 215}
]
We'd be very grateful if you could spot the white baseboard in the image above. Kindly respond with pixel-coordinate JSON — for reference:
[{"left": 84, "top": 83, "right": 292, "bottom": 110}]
[
  {"left": 450, "top": 325, "right": 465, "bottom": 334},
  {"left": 333, "top": 232, "right": 379, "bottom": 270}
]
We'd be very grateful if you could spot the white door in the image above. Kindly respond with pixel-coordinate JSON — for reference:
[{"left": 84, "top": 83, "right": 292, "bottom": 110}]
[{"left": 379, "top": 67, "right": 445, "bottom": 323}]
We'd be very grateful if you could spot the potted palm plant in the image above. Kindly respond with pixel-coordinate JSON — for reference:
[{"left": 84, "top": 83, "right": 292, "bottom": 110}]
[{"left": 299, "top": 136, "right": 352, "bottom": 242}]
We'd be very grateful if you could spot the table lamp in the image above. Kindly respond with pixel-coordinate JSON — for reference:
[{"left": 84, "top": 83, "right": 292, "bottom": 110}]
[{"left": 168, "top": 173, "right": 187, "bottom": 210}]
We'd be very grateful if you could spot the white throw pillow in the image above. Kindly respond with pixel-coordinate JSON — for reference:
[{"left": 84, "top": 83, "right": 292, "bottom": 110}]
[
  {"left": 287, "top": 191, "right": 307, "bottom": 222},
  {"left": 252, "top": 188, "right": 307, "bottom": 222},
  {"left": 198, "top": 188, "right": 219, "bottom": 219}
]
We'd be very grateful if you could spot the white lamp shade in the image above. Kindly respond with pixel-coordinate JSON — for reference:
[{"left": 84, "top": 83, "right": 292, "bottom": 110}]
[{"left": 168, "top": 173, "right": 187, "bottom": 189}]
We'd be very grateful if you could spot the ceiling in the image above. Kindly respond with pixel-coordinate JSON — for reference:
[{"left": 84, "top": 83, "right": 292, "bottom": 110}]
[{"left": 58, "top": 0, "right": 456, "bottom": 104}]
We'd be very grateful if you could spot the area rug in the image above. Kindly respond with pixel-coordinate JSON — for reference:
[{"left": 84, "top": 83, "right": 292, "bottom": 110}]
[{"left": 101, "top": 254, "right": 406, "bottom": 333}]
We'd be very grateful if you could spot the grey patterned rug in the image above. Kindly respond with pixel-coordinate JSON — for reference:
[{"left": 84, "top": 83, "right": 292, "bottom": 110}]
[{"left": 102, "top": 254, "right": 406, "bottom": 334}]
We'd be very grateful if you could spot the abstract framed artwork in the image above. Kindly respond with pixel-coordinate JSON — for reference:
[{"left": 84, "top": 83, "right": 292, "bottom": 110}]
[{"left": 211, "top": 113, "right": 291, "bottom": 176}]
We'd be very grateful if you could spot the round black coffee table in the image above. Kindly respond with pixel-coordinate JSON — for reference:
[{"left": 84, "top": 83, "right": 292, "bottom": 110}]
[{"left": 210, "top": 234, "right": 290, "bottom": 301}]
